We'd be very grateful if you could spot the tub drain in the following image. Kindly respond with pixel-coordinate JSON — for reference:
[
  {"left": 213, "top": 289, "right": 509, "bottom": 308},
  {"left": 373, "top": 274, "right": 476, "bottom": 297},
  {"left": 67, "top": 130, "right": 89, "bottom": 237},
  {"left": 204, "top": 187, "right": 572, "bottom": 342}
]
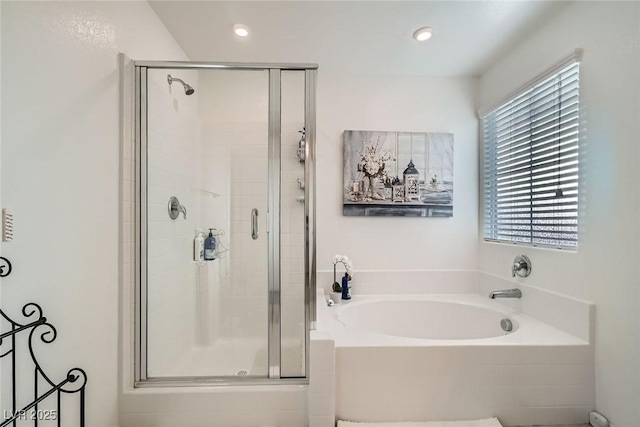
[
  {"left": 236, "top": 369, "right": 249, "bottom": 376},
  {"left": 500, "top": 318, "right": 513, "bottom": 332}
]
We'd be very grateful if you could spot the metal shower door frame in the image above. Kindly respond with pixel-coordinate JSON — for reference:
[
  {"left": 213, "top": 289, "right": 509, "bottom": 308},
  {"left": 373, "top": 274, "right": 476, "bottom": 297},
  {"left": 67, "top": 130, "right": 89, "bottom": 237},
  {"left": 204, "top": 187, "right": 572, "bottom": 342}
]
[{"left": 133, "top": 61, "right": 317, "bottom": 387}]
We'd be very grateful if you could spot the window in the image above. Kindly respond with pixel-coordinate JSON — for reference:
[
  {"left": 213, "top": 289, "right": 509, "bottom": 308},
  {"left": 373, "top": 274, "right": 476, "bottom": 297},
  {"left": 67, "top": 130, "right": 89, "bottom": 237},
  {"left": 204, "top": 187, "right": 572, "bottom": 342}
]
[{"left": 482, "top": 59, "right": 580, "bottom": 249}]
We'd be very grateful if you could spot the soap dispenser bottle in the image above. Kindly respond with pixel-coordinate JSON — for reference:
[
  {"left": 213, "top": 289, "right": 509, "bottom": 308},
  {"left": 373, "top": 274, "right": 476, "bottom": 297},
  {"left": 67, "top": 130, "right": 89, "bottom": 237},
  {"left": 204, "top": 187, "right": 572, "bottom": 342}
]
[
  {"left": 194, "top": 229, "right": 205, "bottom": 262},
  {"left": 204, "top": 228, "right": 217, "bottom": 261}
]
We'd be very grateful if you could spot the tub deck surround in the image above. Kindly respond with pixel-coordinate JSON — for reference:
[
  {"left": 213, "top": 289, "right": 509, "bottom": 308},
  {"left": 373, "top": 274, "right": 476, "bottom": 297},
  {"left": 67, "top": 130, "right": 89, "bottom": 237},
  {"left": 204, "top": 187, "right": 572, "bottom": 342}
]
[
  {"left": 478, "top": 272, "right": 593, "bottom": 343},
  {"left": 317, "top": 270, "right": 594, "bottom": 342},
  {"left": 311, "top": 270, "right": 595, "bottom": 427}
]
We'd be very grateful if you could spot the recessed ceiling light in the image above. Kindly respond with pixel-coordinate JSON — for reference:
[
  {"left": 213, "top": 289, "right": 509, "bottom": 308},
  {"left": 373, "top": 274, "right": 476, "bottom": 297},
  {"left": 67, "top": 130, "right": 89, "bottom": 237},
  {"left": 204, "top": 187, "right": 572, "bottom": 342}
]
[
  {"left": 413, "top": 27, "right": 433, "bottom": 42},
  {"left": 233, "top": 24, "right": 250, "bottom": 38}
]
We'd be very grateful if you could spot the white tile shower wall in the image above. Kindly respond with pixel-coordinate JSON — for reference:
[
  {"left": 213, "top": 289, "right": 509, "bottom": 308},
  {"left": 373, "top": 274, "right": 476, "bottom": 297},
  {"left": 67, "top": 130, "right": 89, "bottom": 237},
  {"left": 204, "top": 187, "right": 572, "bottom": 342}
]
[
  {"left": 197, "top": 69, "right": 270, "bottom": 370},
  {"left": 477, "top": 3, "right": 640, "bottom": 425},
  {"left": 215, "top": 125, "right": 269, "bottom": 345},
  {"left": 335, "top": 345, "right": 594, "bottom": 426},
  {"left": 146, "top": 68, "right": 201, "bottom": 376},
  {"left": 194, "top": 69, "right": 309, "bottom": 376}
]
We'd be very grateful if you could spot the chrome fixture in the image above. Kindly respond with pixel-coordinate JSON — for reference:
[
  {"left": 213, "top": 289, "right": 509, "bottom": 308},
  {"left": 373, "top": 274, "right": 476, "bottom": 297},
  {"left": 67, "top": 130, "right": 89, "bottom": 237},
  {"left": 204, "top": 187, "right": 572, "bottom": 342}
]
[
  {"left": 489, "top": 288, "right": 522, "bottom": 299},
  {"left": 296, "top": 128, "right": 306, "bottom": 163},
  {"left": 167, "top": 74, "right": 195, "bottom": 95},
  {"left": 512, "top": 254, "right": 532, "bottom": 278},
  {"left": 296, "top": 179, "right": 305, "bottom": 203},
  {"left": 251, "top": 208, "right": 259, "bottom": 240},
  {"left": 327, "top": 299, "right": 335, "bottom": 307},
  {"left": 500, "top": 318, "right": 513, "bottom": 332},
  {"left": 168, "top": 196, "right": 187, "bottom": 220}
]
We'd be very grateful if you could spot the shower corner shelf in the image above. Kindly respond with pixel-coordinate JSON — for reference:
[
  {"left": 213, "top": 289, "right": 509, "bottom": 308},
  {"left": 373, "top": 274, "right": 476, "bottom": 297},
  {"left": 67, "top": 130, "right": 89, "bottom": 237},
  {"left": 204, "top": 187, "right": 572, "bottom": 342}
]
[
  {"left": 0, "top": 303, "right": 87, "bottom": 426},
  {"left": 191, "top": 188, "right": 221, "bottom": 198}
]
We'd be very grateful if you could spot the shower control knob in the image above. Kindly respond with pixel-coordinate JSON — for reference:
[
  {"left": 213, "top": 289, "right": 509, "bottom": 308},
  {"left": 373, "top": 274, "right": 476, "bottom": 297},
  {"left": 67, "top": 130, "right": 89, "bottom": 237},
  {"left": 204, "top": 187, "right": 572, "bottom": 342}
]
[{"left": 511, "top": 255, "right": 531, "bottom": 278}]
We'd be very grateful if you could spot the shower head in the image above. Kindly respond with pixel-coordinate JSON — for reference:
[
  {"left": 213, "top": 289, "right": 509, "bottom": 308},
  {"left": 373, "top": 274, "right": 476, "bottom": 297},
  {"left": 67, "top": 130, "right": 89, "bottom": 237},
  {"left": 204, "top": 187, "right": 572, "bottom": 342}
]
[{"left": 167, "top": 74, "right": 195, "bottom": 95}]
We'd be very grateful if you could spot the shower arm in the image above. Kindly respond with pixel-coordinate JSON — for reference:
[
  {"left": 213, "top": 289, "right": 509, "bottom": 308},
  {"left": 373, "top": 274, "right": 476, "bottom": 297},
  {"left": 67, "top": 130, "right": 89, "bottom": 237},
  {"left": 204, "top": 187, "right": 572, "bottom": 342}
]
[
  {"left": 167, "top": 74, "right": 195, "bottom": 95},
  {"left": 168, "top": 75, "right": 186, "bottom": 86}
]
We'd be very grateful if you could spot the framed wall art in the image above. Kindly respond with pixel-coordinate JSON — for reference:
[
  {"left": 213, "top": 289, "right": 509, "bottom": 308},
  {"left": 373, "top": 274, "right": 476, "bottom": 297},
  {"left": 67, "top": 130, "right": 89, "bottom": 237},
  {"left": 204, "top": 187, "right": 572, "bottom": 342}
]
[{"left": 343, "top": 130, "right": 454, "bottom": 217}]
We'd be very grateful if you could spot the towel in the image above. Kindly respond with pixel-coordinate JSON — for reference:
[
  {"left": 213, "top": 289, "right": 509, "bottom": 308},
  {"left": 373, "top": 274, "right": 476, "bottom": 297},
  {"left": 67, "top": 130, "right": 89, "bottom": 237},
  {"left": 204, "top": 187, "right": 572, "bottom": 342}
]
[{"left": 337, "top": 418, "right": 502, "bottom": 427}]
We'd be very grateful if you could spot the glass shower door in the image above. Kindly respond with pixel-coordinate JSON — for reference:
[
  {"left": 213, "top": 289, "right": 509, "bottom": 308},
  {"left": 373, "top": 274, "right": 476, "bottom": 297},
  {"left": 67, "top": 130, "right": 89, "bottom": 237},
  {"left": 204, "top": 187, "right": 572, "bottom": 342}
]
[{"left": 144, "top": 68, "right": 270, "bottom": 379}]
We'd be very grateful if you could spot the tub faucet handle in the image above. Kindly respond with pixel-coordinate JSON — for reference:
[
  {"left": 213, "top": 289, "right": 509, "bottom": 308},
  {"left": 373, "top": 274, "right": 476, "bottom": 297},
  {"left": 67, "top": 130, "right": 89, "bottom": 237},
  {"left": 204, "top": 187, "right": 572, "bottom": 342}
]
[{"left": 511, "top": 255, "right": 531, "bottom": 278}]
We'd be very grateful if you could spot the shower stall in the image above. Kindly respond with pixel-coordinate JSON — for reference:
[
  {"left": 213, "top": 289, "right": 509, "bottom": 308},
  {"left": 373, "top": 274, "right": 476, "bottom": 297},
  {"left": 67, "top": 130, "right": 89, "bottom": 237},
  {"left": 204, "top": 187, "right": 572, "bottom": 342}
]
[{"left": 133, "top": 62, "right": 316, "bottom": 385}]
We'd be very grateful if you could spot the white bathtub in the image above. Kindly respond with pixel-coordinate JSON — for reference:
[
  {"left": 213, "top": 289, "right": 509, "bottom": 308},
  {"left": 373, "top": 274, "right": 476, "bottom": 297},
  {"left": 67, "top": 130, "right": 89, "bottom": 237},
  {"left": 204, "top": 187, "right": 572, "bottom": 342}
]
[
  {"left": 337, "top": 297, "right": 515, "bottom": 340},
  {"left": 322, "top": 293, "right": 586, "bottom": 347},
  {"left": 314, "top": 291, "right": 594, "bottom": 425}
]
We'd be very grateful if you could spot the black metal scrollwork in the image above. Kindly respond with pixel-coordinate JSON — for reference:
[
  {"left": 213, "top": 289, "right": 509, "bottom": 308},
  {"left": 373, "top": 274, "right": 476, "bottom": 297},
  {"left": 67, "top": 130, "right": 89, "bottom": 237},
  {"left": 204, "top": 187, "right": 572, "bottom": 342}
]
[
  {"left": 0, "top": 303, "right": 87, "bottom": 426},
  {"left": 0, "top": 257, "right": 12, "bottom": 277}
]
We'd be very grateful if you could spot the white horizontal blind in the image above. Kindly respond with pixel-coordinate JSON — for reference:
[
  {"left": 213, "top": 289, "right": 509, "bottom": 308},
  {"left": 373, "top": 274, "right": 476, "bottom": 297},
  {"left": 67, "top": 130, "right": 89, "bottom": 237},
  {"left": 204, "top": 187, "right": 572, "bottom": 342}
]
[{"left": 482, "top": 61, "right": 580, "bottom": 249}]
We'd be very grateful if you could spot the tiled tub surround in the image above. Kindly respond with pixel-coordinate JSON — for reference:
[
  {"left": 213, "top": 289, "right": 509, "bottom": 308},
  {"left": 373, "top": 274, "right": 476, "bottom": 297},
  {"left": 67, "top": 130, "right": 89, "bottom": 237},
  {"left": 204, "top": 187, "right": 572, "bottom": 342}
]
[{"left": 312, "top": 270, "right": 594, "bottom": 427}]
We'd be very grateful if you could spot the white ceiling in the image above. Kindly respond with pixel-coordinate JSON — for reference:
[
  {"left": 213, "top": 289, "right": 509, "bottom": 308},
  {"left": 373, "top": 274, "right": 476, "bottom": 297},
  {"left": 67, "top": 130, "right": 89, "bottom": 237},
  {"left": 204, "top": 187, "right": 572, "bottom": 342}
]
[{"left": 149, "top": 1, "right": 566, "bottom": 77}]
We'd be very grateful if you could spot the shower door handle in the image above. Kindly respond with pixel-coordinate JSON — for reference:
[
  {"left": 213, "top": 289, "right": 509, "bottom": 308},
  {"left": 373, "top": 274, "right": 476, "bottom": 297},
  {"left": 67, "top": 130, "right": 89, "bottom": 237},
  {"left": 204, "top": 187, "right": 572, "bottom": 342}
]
[{"left": 251, "top": 208, "right": 259, "bottom": 240}]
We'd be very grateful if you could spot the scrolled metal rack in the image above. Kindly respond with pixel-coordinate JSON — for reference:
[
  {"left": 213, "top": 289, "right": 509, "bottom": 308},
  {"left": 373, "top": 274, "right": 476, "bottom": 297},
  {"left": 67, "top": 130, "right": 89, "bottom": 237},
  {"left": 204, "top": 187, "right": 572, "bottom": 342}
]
[{"left": 0, "top": 303, "right": 86, "bottom": 426}]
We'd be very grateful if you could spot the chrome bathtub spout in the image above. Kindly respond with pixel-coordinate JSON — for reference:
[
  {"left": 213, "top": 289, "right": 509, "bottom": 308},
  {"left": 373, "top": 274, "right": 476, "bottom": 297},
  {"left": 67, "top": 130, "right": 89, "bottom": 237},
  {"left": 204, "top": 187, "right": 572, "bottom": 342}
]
[{"left": 489, "top": 288, "right": 522, "bottom": 299}]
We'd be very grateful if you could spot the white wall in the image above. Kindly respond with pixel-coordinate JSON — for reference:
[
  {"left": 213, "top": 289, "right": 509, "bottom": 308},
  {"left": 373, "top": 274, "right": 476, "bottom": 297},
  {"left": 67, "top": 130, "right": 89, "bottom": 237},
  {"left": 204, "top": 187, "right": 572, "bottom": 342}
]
[
  {"left": 477, "top": 2, "right": 640, "bottom": 426},
  {"left": 0, "top": 2, "right": 189, "bottom": 425},
  {"left": 317, "top": 73, "right": 479, "bottom": 272},
  {"left": 0, "top": 2, "right": 3, "bottom": 406}
]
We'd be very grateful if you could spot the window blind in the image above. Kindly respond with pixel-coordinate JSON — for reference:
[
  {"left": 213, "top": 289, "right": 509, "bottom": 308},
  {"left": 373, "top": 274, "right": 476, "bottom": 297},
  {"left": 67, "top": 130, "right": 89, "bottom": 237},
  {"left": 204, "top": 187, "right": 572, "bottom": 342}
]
[{"left": 482, "top": 61, "right": 580, "bottom": 249}]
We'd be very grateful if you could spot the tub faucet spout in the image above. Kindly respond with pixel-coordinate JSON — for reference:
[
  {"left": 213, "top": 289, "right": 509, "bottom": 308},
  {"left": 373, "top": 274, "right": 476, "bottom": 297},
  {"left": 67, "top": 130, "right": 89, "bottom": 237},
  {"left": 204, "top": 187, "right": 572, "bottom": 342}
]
[{"left": 489, "top": 288, "right": 522, "bottom": 299}]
